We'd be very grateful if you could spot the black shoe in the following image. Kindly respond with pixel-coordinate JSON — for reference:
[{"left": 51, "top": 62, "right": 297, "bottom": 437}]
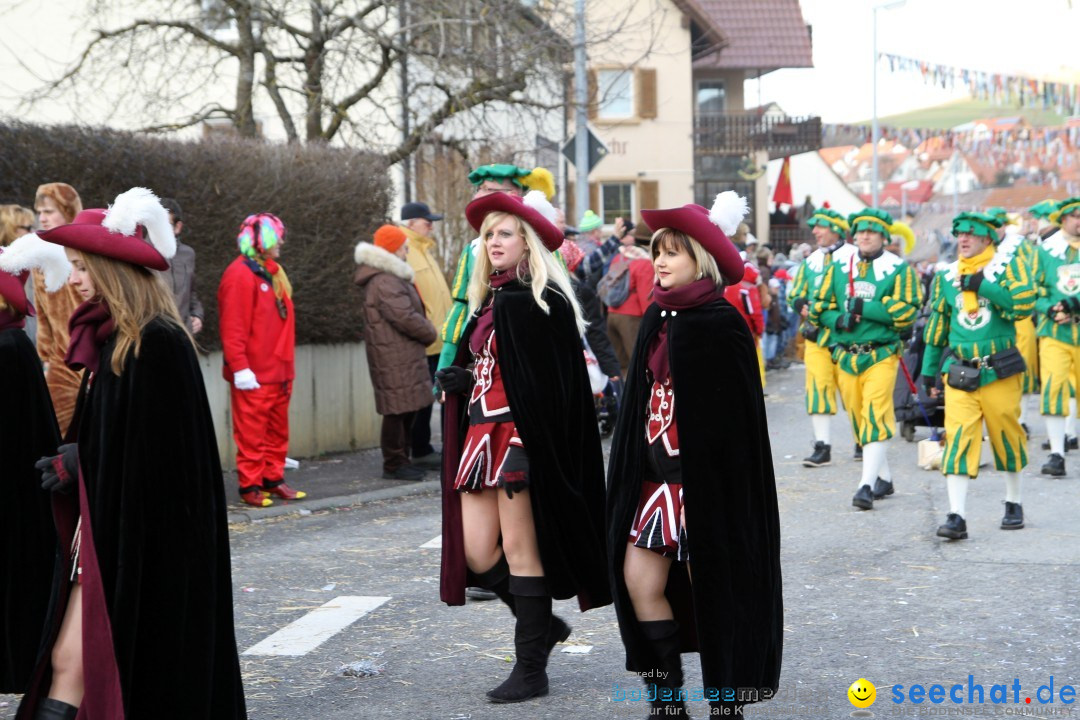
[
  {"left": 639, "top": 620, "right": 691, "bottom": 718},
  {"left": 802, "top": 441, "right": 831, "bottom": 468},
  {"left": 852, "top": 485, "right": 874, "bottom": 510},
  {"left": 1041, "top": 453, "right": 1066, "bottom": 477},
  {"left": 1001, "top": 501, "right": 1024, "bottom": 530},
  {"left": 936, "top": 513, "right": 968, "bottom": 539},
  {"left": 487, "top": 577, "right": 552, "bottom": 703},
  {"left": 34, "top": 699, "right": 79, "bottom": 720},
  {"left": 382, "top": 464, "right": 426, "bottom": 481},
  {"left": 872, "top": 477, "right": 894, "bottom": 499},
  {"left": 412, "top": 451, "right": 442, "bottom": 468},
  {"left": 854, "top": 444, "right": 863, "bottom": 461}
]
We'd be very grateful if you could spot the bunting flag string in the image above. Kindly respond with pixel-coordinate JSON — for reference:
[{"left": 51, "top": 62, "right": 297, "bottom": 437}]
[{"left": 877, "top": 53, "right": 1080, "bottom": 117}]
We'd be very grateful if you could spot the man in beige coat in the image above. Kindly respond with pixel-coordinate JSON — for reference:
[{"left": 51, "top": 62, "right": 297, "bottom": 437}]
[{"left": 401, "top": 201, "right": 452, "bottom": 467}]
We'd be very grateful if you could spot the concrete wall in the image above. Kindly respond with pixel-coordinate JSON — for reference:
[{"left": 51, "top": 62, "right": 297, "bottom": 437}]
[{"left": 200, "top": 343, "right": 382, "bottom": 470}]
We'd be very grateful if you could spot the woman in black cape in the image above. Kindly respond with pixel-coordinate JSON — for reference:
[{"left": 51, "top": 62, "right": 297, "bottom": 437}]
[{"left": 607, "top": 194, "right": 783, "bottom": 718}]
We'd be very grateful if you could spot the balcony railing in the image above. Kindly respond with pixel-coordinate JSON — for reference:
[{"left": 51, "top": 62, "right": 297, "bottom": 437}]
[{"left": 694, "top": 112, "right": 822, "bottom": 160}]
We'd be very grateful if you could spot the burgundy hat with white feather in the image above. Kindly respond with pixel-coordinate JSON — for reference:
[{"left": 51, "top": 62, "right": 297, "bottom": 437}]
[
  {"left": 640, "top": 191, "right": 749, "bottom": 284},
  {"left": 36, "top": 187, "right": 176, "bottom": 270},
  {"left": 465, "top": 190, "right": 564, "bottom": 251},
  {"left": 0, "top": 232, "right": 73, "bottom": 298}
]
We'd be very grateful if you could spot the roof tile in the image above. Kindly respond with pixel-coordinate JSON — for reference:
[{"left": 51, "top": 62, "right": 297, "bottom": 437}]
[{"left": 693, "top": 0, "right": 813, "bottom": 71}]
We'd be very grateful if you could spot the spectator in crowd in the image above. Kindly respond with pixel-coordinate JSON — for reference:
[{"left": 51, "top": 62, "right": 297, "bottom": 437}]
[
  {"left": 608, "top": 194, "right": 782, "bottom": 719},
  {"left": 576, "top": 209, "right": 604, "bottom": 255},
  {"left": 400, "top": 201, "right": 451, "bottom": 468},
  {"left": 354, "top": 225, "right": 438, "bottom": 481},
  {"left": 602, "top": 226, "right": 655, "bottom": 376},
  {"left": 218, "top": 213, "right": 306, "bottom": 507},
  {"left": 559, "top": 236, "right": 622, "bottom": 383},
  {"left": 436, "top": 190, "right": 610, "bottom": 704},
  {"left": 725, "top": 260, "right": 766, "bottom": 387},
  {"left": 0, "top": 241, "right": 62, "bottom": 695},
  {"left": 158, "top": 198, "right": 204, "bottom": 334},
  {"left": 2, "top": 189, "right": 246, "bottom": 720},
  {"left": 573, "top": 216, "right": 631, "bottom": 290},
  {"left": 0, "top": 204, "right": 37, "bottom": 341},
  {"left": 32, "top": 183, "right": 84, "bottom": 435}
]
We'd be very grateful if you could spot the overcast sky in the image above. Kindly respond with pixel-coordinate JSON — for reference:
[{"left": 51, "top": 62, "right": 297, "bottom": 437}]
[{"left": 751, "top": 0, "right": 1079, "bottom": 124}]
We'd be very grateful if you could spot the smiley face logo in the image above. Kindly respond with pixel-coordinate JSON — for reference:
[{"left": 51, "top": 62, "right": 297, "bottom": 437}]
[{"left": 848, "top": 678, "right": 876, "bottom": 708}]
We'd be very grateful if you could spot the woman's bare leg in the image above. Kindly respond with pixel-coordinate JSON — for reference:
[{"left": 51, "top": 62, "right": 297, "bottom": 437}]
[
  {"left": 460, "top": 490, "right": 503, "bottom": 573},
  {"left": 498, "top": 489, "right": 544, "bottom": 577},
  {"left": 623, "top": 542, "right": 674, "bottom": 621},
  {"left": 48, "top": 584, "right": 83, "bottom": 706}
]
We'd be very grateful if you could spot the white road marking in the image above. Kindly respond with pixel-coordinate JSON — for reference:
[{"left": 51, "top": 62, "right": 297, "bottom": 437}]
[
  {"left": 242, "top": 595, "right": 391, "bottom": 657},
  {"left": 419, "top": 535, "right": 442, "bottom": 549}
]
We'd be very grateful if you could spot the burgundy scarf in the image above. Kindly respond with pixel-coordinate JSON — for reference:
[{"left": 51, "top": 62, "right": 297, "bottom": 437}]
[
  {"left": 469, "top": 268, "right": 520, "bottom": 354},
  {"left": 647, "top": 278, "right": 723, "bottom": 382},
  {"left": 65, "top": 300, "right": 116, "bottom": 373},
  {"left": 0, "top": 309, "right": 24, "bottom": 332}
]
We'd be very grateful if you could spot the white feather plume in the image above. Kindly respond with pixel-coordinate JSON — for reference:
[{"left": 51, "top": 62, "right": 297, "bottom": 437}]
[
  {"left": 522, "top": 190, "right": 558, "bottom": 225},
  {"left": 102, "top": 187, "right": 176, "bottom": 260},
  {"left": 709, "top": 191, "right": 749, "bottom": 236},
  {"left": 0, "top": 233, "right": 72, "bottom": 292}
]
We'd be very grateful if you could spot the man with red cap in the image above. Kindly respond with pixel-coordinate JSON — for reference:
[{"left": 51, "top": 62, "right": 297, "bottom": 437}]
[
  {"left": 217, "top": 213, "right": 306, "bottom": 507},
  {"left": 607, "top": 192, "right": 782, "bottom": 718}
]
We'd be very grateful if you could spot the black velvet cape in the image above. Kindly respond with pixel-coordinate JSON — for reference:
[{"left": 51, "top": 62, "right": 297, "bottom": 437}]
[
  {"left": 0, "top": 328, "right": 60, "bottom": 693},
  {"left": 17, "top": 319, "right": 246, "bottom": 720},
  {"left": 607, "top": 299, "right": 783, "bottom": 701},
  {"left": 440, "top": 281, "right": 612, "bottom": 611}
]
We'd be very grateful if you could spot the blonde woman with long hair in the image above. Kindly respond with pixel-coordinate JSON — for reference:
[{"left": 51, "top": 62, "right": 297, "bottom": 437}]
[
  {"left": 435, "top": 191, "right": 610, "bottom": 705},
  {"left": 0, "top": 188, "right": 246, "bottom": 720}
]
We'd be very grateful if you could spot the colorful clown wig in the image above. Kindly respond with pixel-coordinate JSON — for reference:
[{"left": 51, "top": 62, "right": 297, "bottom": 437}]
[{"left": 237, "top": 213, "right": 286, "bottom": 259}]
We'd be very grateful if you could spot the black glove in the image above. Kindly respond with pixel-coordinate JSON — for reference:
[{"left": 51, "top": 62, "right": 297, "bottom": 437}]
[
  {"left": 800, "top": 323, "right": 820, "bottom": 341},
  {"left": 960, "top": 271, "right": 984, "bottom": 294},
  {"left": 434, "top": 366, "right": 472, "bottom": 395},
  {"left": 922, "top": 376, "right": 937, "bottom": 397},
  {"left": 846, "top": 297, "right": 864, "bottom": 315},
  {"left": 836, "top": 313, "right": 859, "bottom": 332},
  {"left": 792, "top": 298, "right": 809, "bottom": 314},
  {"left": 1064, "top": 296, "right": 1080, "bottom": 315},
  {"left": 35, "top": 443, "right": 79, "bottom": 493}
]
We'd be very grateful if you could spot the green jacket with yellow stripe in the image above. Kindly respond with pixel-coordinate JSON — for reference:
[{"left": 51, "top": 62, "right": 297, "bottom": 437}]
[
  {"left": 437, "top": 238, "right": 478, "bottom": 371},
  {"left": 788, "top": 243, "right": 857, "bottom": 348},
  {"left": 921, "top": 234, "right": 1035, "bottom": 387},
  {"left": 1033, "top": 229, "right": 1080, "bottom": 346},
  {"left": 809, "top": 249, "right": 923, "bottom": 375}
]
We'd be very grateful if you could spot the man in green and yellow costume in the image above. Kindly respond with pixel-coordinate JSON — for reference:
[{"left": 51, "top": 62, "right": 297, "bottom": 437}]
[
  {"left": 1032, "top": 196, "right": 1080, "bottom": 477},
  {"left": 922, "top": 212, "right": 1035, "bottom": 539},
  {"left": 810, "top": 208, "right": 923, "bottom": 510},
  {"left": 788, "top": 207, "right": 857, "bottom": 467}
]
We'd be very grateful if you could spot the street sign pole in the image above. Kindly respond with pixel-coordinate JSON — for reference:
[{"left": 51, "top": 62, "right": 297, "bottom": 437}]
[{"left": 574, "top": 0, "right": 589, "bottom": 223}]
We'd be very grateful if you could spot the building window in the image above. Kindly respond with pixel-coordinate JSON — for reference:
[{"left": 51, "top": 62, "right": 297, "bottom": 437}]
[
  {"left": 696, "top": 81, "right": 725, "bottom": 114},
  {"left": 597, "top": 69, "right": 633, "bottom": 119},
  {"left": 600, "top": 182, "right": 634, "bottom": 225}
]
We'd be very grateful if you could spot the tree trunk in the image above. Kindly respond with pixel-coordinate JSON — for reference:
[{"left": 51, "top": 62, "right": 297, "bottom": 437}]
[{"left": 233, "top": 1, "right": 258, "bottom": 138}]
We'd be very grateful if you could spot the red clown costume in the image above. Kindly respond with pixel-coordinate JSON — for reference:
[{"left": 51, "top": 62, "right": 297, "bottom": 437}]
[{"left": 217, "top": 213, "right": 305, "bottom": 507}]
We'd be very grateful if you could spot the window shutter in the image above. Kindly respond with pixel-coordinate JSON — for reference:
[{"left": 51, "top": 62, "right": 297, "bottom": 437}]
[
  {"left": 637, "top": 180, "right": 659, "bottom": 220},
  {"left": 587, "top": 69, "right": 598, "bottom": 120},
  {"left": 637, "top": 68, "right": 657, "bottom": 119},
  {"left": 589, "top": 182, "right": 600, "bottom": 216}
]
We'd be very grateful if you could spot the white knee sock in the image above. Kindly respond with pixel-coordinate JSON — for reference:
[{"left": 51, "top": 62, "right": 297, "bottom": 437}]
[
  {"left": 1047, "top": 416, "right": 1067, "bottom": 455},
  {"left": 860, "top": 441, "right": 886, "bottom": 489},
  {"left": 811, "top": 415, "right": 831, "bottom": 445},
  {"left": 878, "top": 448, "right": 892, "bottom": 482},
  {"left": 1067, "top": 398, "right": 1076, "bottom": 437},
  {"left": 946, "top": 474, "right": 969, "bottom": 517},
  {"left": 1004, "top": 472, "right": 1022, "bottom": 504}
]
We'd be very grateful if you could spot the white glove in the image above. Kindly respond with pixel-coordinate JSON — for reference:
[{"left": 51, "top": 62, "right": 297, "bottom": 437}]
[{"left": 233, "top": 368, "right": 261, "bottom": 390}]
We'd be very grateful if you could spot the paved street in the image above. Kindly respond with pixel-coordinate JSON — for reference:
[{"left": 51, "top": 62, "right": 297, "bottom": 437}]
[{"left": 4, "top": 366, "right": 1080, "bottom": 719}]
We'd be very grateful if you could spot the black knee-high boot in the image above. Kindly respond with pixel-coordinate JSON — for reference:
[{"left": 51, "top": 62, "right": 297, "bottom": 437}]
[
  {"left": 34, "top": 698, "right": 79, "bottom": 720},
  {"left": 471, "top": 557, "right": 571, "bottom": 651},
  {"left": 486, "top": 575, "right": 552, "bottom": 703},
  {"left": 639, "top": 620, "right": 690, "bottom": 718}
]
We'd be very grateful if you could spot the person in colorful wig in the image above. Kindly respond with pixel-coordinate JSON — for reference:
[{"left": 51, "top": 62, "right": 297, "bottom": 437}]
[
  {"left": 788, "top": 206, "right": 857, "bottom": 467},
  {"left": 437, "top": 164, "right": 555, "bottom": 373},
  {"left": 921, "top": 212, "right": 1035, "bottom": 539},
  {"left": 1031, "top": 196, "right": 1080, "bottom": 477},
  {"left": 607, "top": 191, "right": 782, "bottom": 718},
  {"left": 0, "top": 188, "right": 246, "bottom": 720},
  {"left": 810, "top": 208, "right": 923, "bottom": 510},
  {"left": 217, "top": 213, "right": 306, "bottom": 507},
  {"left": 436, "top": 189, "right": 610, "bottom": 704},
  {"left": 0, "top": 248, "right": 63, "bottom": 695}
]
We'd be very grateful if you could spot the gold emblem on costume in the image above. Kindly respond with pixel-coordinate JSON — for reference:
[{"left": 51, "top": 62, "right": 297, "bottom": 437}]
[
  {"left": 954, "top": 295, "right": 991, "bottom": 331},
  {"left": 1056, "top": 264, "right": 1080, "bottom": 296}
]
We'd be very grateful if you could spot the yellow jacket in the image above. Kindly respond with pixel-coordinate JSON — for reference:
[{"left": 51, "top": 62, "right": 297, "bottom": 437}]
[{"left": 403, "top": 225, "right": 453, "bottom": 356}]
